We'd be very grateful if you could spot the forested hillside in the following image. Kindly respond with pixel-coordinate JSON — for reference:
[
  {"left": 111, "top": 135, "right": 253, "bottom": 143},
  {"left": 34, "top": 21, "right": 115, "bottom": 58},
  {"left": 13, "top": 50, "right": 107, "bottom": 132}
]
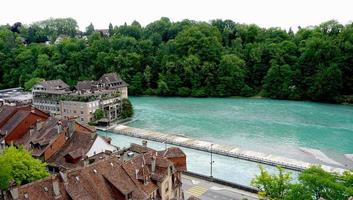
[{"left": 1, "top": 18, "right": 352, "bottom": 102}]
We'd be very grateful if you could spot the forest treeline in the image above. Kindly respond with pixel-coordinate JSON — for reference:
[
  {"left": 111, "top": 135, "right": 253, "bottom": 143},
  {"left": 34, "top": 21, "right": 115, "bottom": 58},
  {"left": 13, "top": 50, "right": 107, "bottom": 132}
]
[{"left": 0, "top": 17, "right": 353, "bottom": 103}]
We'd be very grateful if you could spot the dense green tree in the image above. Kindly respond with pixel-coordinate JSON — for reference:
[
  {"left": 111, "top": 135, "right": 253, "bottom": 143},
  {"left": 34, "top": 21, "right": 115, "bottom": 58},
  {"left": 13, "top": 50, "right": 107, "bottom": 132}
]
[
  {"left": 24, "top": 77, "right": 44, "bottom": 91},
  {"left": 299, "top": 166, "right": 353, "bottom": 200},
  {"left": 217, "top": 54, "right": 246, "bottom": 96},
  {"left": 33, "top": 18, "right": 78, "bottom": 41},
  {"left": 144, "top": 65, "right": 152, "bottom": 88},
  {"left": 85, "top": 23, "right": 95, "bottom": 35},
  {"left": 121, "top": 98, "right": 133, "bottom": 118},
  {"left": 0, "top": 18, "right": 352, "bottom": 103},
  {"left": 251, "top": 166, "right": 292, "bottom": 199},
  {"left": 252, "top": 166, "right": 353, "bottom": 200},
  {"left": 0, "top": 162, "right": 11, "bottom": 190},
  {"left": 308, "top": 64, "right": 343, "bottom": 101},
  {"left": 156, "top": 78, "right": 170, "bottom": 96},
  {"left": 129, "top": 72, "right": 144, "bottom": 95},
  {"left": 0, "top": 146, "right": 49, "bottom": 190},
  {"left": 263, "top": 64, "right": 294, "bottom": 99},
  {"left": 94, "top": 109, "right": 105, "bottom": 120},
  {"left": 108, "top": 23, "right": 114, "bottom": 36}
]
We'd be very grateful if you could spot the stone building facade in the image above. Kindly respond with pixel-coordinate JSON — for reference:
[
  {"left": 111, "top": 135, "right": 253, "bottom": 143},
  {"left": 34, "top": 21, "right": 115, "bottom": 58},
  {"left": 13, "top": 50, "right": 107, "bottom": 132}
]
[{"left": 32, "top": 73, "right": 128, "bottom": 124}]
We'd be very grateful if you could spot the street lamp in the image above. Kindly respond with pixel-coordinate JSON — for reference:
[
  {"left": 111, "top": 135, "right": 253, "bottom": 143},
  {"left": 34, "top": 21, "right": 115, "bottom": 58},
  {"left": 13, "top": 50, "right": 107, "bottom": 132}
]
[
  {"left": 210, "top": 144, "right": 214, "bottom": 178},
  {"left": 163, "top": 140, "right": 167, "bottom": 149}
]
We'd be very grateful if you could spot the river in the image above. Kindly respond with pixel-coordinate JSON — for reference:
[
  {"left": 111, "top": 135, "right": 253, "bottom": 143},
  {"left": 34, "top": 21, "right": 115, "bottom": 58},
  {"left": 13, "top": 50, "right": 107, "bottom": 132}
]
[
  {"left": 100, "top": 96, "right": 353, "bottom": 185},
  {"left": 128, "top": 97, "right": 353, "bottom": 156}
]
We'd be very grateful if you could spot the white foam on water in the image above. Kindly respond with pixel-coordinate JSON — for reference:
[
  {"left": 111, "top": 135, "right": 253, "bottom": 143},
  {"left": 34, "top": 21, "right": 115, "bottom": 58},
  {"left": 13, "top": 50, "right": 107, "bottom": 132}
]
[
  {"left": 174, "top": 137, "right": 190, "bottom": 143},
  {"left": 345, "top": 154, "right": 353, "bottom": 162},
  {"left": 301, "top": 147, "right": 344, "bottom": 167}
]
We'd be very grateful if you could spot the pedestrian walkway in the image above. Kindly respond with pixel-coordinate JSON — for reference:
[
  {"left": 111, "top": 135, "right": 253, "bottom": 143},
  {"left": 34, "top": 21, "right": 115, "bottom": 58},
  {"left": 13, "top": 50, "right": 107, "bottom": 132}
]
[
  {"left": 187, "top": 185, "right": 208, "bottom": 197},
  {"left": 182, "top": 174, "right": 258, "bottom": 200}
]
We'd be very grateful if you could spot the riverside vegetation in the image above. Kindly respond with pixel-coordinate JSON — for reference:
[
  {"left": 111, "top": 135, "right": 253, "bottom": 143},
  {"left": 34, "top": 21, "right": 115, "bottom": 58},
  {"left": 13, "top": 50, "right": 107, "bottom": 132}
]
[
  {"left": 1, "top": 18, "right": 353, "bottom": 103},
  {"left": 251, "top": 166, "right": 353, "bottom": 200}
]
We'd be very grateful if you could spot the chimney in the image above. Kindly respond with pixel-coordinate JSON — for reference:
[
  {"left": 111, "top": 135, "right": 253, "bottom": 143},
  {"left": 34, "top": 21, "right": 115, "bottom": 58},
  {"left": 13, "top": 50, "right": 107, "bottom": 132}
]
[
  {"left": 29, "top": 127, "right": 34, "bottom": 136},
  {"left": 142, "top": 140, "right": 147, "bottom": 147},
  {"left": 151, "top": 156, "right": 156, "bottom": 173},
  {"left": 59, "top": 172, "right": 68, "bottom": 183},
  {"left": 135, "top": 169, "right": 139, "bottom": 180},
  {"left": 10, "top": 188, "right": 19, "bottom": 200},
  {"left": 57, "top": 121, "right": 62, "bottom": 134},
  {"left": 52, "top": 179, "right": 61, "bottom": 198},
  {"left": 36, "top": 120, "right": 43, "bottom": 131},
  {"left": 67, "top": 119, "right": 75, "bottom": 138}
]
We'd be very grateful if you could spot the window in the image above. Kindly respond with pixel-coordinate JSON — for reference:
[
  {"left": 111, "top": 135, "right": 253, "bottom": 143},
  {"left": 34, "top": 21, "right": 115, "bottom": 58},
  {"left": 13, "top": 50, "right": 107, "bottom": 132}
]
[
  {"left": 81, "top": 118, "right": 84, "bottom": 122},
  {"left": 73, "top": 110, "right": 76, "bottom": 114},
  {"left": 81, "top": 111, "right": 84, "bottom": 114}
]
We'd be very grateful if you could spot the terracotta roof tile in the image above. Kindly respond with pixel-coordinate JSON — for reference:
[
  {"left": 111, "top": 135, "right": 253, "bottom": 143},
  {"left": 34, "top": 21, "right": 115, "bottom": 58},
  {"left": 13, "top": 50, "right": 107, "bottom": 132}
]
[
  {"left": 75, "top": 80, "right": 97, "bottom": 91},
  {"left": 0, "top": 106, "right": 17, "bottom": 127},
  {"left": 47, "top": 129, "right": 96, "bottom": 170},
  {"left": 98, "top": 73, "right": 127, "bottom": 88},
  {"left": 7, "top": 175, "right": 69, "bottom": 200},
  {"left": 0, "top": 110, "right": 30, "bottom": 135},
  {"left": 36, "top": 80, "right": 69, "bottom": 91},
  {"left": 14, "top": 118, "right": 63, "bottom": 157},
  {"left": 7, "top": 147, "right": 186, "bottom": 200}
]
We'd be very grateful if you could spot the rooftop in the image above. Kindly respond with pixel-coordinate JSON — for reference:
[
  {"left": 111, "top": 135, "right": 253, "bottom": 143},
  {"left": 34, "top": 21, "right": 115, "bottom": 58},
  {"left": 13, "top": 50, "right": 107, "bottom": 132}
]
[
  {"left": 7, "top": 147, "right": 186, "bottom": 200},
  {"left": 34, "top": 80, "right": 70, "bottom": 91}
]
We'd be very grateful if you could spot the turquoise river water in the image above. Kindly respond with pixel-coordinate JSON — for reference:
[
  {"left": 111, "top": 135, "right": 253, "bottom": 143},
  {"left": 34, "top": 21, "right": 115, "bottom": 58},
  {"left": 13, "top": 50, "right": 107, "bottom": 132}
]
[
  {"left": 128, "top": 97, "right": 353, "bottom": 155},
  {"left": 101, "top": 97, "right": 353, "bottom": 185}
]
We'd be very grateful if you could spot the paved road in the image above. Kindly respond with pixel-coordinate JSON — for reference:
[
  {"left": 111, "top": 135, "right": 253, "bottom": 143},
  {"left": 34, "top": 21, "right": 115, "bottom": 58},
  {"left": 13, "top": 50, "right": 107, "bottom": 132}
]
[{"left": 182, "top": 174, "right": 258, "bottom": 200}]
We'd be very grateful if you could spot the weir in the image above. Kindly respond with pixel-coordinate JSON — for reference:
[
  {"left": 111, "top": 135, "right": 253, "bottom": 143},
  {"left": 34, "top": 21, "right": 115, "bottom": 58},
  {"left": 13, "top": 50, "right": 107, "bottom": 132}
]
[{"left": 107, "top": 125, "right": 346, "bottom": 173}]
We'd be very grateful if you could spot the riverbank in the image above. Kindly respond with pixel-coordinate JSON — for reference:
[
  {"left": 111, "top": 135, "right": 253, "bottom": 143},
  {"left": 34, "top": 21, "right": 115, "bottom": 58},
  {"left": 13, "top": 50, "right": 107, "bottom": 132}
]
[
  {"left": 132, "top": 94, "right": 353, "bottom": 106},
  {"left": 108, "top": 124, "right": 347, "bottom": 173}
]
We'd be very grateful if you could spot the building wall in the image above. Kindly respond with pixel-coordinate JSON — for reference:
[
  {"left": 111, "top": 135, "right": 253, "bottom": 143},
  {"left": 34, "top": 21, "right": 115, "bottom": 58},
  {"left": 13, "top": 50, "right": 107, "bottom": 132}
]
[
  {"left": 159, "top": 166, "right": 178, "bottom": 200},
  {"left": 4, "top": 114, "right": 46, "bottom": 144},
  {"left": 101, "top": 97, "right": 121, "bottom": 122},
  {"left": 61, "top": 100, "right": 99, "bottom": 124},
  {"left": 118, "top": 87, "right": 128, "bottom": 99},
  {"left": 32, "top": 94, "right": 61, "bottom": 114},
  {"left": 43, "top": 132, "right": 66, "bottom": 161}
]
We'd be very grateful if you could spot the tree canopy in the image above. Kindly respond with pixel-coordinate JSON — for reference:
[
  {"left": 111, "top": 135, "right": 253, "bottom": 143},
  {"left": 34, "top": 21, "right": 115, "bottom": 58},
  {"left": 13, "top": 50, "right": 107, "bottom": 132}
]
[
  {"left": 93, "top": 108, "right": 105, "bottom": 120},
  {"left": 121, "top": 98, "right": 134, "bottom": 119},
  {"left": 1, "top": 18, "right": 353, "bottom": 103},
  {"left": 0, "top": 146, "right": 49, "bottom": 190},
  {"left": 251, "top": 165, "right": 353, "bottom": 200}
]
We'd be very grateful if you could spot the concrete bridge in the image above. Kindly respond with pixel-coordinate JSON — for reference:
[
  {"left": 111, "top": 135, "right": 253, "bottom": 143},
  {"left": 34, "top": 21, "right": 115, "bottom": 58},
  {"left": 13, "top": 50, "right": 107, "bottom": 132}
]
[{"left": 107, "top": 125, "right": 346, "bottom": 173}]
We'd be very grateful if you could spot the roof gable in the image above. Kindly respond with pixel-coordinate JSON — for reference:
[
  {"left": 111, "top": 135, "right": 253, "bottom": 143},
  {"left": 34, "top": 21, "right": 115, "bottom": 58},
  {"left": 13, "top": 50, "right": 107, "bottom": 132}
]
[{"left": 36, "top": 80, "right": 69, "bottom": 90}]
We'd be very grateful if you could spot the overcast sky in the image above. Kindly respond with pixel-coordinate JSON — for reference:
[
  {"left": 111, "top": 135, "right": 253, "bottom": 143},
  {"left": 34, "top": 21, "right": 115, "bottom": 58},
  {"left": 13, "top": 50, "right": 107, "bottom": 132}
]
[{"left": 1, "top": 0, "right": 352, "bottom": 30}]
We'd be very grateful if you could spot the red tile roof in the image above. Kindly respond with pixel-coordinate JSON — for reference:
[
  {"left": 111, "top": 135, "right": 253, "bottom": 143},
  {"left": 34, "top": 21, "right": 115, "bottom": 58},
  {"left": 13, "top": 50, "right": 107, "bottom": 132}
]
[
  {"left": 7, "top": 147, "right": 186, "bottom": 200},
  {"left": 0, "top": 110, "right": 30, "bottom": 136},
  {"left": 158, "top": 147, "right": 186, "bottom": 158},
  {"left": 0, "top": 106, "right": 17, "bottom": 127},
  {"left": 47, "top": 129, "right": 96, "bottom": 170},
  {"left": 6, "top": 175, "right": 69, "bottom": 200},
  {"left": 0, "top": 105, "right": 49, "bottom": 141},
  {"left": 14, "top": 118, "right": 65, "bottom": 157}
]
